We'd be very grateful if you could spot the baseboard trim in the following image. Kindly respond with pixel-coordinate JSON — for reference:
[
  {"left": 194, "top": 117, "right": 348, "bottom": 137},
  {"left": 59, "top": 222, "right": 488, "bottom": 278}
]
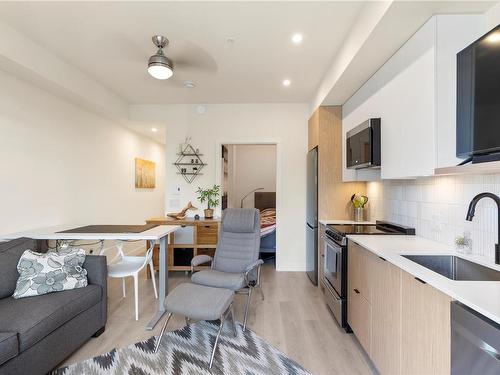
[{"left": 276, "top": 264, "right": 306, "bottom": 272}]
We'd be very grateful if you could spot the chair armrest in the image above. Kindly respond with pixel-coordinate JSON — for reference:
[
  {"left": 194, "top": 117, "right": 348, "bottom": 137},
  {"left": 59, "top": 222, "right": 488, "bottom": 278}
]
[
  {"left": 244, "top": 259, "right": 264, "bottom": 274},
  {"left": 83, "top": 255, "right": 108, "bottom": 324},
  {"left": 191, "top": 255, "right": 213, "bottom": 273},
  {"left": 244, "top": 259, "right": 264, "bottom": 287}
]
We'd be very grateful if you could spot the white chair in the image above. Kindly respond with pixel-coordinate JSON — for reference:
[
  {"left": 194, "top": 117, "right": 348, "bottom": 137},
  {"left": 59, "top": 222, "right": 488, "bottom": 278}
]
[{"left": 101, "top": 241, "right": 158, "bottom": 320}]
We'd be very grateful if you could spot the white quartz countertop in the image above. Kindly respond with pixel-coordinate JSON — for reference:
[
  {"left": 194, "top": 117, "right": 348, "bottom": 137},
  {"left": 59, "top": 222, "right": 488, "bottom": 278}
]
[
  {"left": 319, "top": 219, "right": 375, "bottom": 225},
  {"left": 347, "top": 234, "right": 500, "bottom": 324}
]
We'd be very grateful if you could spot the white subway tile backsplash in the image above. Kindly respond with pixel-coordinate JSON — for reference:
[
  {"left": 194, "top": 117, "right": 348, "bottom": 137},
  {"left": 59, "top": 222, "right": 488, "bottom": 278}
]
[{"left": 367, "top": 174, "right": 500, "bottom": 265}]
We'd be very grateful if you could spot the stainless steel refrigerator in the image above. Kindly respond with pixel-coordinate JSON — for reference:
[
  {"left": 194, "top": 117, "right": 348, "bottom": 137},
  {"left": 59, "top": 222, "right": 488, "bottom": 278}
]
[{"left": 306, "top": 147, "right": 318, "bottom": 285}]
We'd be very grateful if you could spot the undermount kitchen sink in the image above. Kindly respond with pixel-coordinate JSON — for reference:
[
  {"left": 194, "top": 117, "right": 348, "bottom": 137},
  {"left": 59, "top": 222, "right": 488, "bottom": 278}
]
[{"left": 401, "top": 255, "right": 500, "bottom": 281}]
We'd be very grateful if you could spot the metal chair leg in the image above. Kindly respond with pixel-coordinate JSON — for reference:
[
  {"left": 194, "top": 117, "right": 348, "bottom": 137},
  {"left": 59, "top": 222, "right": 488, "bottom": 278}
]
[
  {"left": 185, "top": 317, "right": 190, "bottom": 326},
  {"left": 243, "top": 288, "right": 253, "bottom": 331},
  {"left": 209, "top": 313, "right": 226, "bottom": 369},
  {"left": 257, "top": 285, "right": 265, "bottom": 301},
  {"left": 154, "top": 312, "right": 172, "bottom": 353},
  {"left": 229, "top": 305, "right": 237, "bottom": 337}
]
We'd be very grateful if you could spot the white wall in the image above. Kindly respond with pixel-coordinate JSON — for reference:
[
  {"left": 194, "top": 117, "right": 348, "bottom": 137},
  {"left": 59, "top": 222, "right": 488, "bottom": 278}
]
[
  {"left": 130, "top": 103, "right": 309, "bottom": 271},
  {"left": 0, "top": 70, "right": 165, "bottom": 243},
  {"left": 227, "top": 144, "right": 276, "bottom": 209}
]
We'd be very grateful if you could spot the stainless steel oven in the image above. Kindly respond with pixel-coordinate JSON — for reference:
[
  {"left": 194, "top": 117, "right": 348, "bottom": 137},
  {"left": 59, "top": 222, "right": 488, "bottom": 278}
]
[
  {"left": 324, "top": 235, "right": 344, "bottom": 296},
  {"left": 323, "top": 232, "right": 348, "bottom": 329}
]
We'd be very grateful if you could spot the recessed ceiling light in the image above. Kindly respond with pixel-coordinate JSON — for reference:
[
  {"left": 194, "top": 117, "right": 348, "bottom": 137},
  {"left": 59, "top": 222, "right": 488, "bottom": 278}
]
[
  {"left": 292, "top": 33, "right": 303, "bottom": 44},
  {"left": 282, "top": 79, "right": 291, "bottom": 87},
  {"left": 151, "top": 127, "right": 158, "bottom": 133},
  {"left": 184, "top": 81, "right": 196, "bottom": 88}
]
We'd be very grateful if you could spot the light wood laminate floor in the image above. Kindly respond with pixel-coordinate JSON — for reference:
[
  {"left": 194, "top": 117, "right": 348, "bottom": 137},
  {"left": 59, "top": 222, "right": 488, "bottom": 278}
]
[{"left": 62, "top": 264, "right": 374, "bottom": 374}]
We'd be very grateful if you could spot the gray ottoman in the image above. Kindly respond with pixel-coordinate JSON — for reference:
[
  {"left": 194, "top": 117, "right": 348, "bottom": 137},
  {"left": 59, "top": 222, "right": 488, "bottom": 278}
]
[{"left": 154, "top": 283, "right": 236, "bottom": 368}]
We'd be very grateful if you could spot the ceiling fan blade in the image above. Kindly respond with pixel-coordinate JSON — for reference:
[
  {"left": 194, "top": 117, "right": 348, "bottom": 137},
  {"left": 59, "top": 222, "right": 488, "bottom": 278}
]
[
  {"left": 168, "top": 41, "right": 218, "bottom": 73},
  {"left": 99, "top": 33, "right": 148, "bottom": 63}
]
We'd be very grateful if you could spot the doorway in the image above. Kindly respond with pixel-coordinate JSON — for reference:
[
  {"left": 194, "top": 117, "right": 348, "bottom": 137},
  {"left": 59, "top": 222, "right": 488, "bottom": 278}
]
[{"left": 220, "top": 144, "right": 277, "bottom": 265}]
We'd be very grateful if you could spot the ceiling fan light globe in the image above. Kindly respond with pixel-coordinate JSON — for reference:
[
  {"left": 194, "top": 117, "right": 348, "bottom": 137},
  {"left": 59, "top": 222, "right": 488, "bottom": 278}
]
[
  {"left": 148, "top": 65, "right": 173, "bottom": 80},
  {"left": 147, "top": 54, "right": 174, "bottom": 80}
]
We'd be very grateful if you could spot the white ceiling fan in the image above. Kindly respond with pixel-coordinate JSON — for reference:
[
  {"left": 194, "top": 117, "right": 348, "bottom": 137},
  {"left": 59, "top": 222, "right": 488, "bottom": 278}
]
[{"left": 146, "top": 34, "right": 218, "bottom": 84}]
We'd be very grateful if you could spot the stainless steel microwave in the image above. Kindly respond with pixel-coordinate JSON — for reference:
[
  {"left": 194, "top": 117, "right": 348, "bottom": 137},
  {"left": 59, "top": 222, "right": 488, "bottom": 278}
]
[{"left": 346, "top": 118, "right": 381, "bottom": 169}]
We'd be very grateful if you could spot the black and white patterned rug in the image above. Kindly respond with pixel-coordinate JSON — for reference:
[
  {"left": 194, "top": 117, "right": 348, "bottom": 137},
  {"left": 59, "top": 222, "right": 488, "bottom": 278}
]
[{"left": 53, "top": 320, "right": 312, "bottom": 374}]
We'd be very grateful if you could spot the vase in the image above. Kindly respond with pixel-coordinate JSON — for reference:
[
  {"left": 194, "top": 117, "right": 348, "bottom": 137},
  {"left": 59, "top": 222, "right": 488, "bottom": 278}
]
[
  {"left": 353, "top": 207, "right": 364, "bottom": 222},
  {"left": 204, "top": 209, "right": 214, "bottom": 219}
]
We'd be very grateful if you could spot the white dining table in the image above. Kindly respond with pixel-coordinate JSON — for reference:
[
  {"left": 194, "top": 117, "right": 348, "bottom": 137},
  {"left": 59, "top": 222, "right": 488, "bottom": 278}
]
[{"left": 1, "top": 224, "right": 180, "bottom": 330}]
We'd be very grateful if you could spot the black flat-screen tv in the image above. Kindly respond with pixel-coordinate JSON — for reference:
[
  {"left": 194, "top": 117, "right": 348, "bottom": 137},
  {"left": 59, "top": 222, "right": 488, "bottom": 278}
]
[{"left": 457, "top": 24, "right": 500, "bottom": 161}]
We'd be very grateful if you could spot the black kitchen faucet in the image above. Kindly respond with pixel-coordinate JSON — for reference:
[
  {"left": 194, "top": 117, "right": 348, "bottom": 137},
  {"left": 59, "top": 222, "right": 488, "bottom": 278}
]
[{"left": 466, "top": 192, "right": 500, "bottom": 265}]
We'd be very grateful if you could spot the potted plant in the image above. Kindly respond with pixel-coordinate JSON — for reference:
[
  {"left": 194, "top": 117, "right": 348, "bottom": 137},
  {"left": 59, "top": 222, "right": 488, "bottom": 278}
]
[
  {"left": 196, "top": 185, "right": 220, "bottom": 219},
  {"left": 351, "top": 194, "right": 369, "bottom": 222}
]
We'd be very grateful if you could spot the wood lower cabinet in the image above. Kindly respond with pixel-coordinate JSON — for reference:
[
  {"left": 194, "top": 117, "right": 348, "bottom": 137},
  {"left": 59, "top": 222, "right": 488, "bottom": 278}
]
[
  {"left": 348, "top": 282, "right": 372, "bottom": 354},
  {"left": 347, "top": 241, "right": 451, "bottom": 375},
  {"left": 348, "top": 240, "right": 375, "bottom": 302},
  {"left": 401, "top": 271, "right": 451, "bottom": 375},
  {"left": 371, "top": 256, "right": 402, "bottom": 375},
  {"left": 348, "top": 240, "right": 376, "bottom": 355}
]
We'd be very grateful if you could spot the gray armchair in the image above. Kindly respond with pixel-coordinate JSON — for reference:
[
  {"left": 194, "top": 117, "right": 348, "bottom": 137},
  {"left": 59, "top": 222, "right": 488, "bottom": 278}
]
[{"left": 191, "top": 208, "right": 264, "bottom": 330}]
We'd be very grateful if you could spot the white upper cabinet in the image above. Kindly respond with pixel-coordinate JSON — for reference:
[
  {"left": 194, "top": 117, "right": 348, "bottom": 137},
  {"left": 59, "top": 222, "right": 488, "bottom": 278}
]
[{"left": 342, "top": 15, "right": 484, "bottom": 181}]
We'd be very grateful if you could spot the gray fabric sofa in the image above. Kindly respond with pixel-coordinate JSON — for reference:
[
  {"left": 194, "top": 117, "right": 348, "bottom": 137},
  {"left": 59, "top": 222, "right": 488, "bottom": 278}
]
[{"left": 0, "top": 237, "right": 107, "bottom": 375}]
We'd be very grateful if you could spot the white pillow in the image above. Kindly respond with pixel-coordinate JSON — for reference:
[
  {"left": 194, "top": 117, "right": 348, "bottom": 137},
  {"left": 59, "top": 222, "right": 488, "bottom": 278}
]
[{"left": 13, "top": 248, "right": 88, "bottom": 299}]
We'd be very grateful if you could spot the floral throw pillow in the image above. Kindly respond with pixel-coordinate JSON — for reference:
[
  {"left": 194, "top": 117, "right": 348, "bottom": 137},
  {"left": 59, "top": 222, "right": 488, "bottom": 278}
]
[{"left": 13, "top": 248, "right": 88, "bottom": 299}]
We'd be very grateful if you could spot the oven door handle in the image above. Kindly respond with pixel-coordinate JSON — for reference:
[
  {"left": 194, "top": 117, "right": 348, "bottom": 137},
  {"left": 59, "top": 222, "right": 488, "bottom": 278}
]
[{"left": 324, "top": 240, "right": 341, "bottom": 273}]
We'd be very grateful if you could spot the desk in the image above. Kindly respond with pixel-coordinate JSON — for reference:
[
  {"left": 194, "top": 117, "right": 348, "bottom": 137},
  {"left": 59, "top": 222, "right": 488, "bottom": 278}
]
[{"left": 1, "top": 224, "right": 180, "bottom": 330}]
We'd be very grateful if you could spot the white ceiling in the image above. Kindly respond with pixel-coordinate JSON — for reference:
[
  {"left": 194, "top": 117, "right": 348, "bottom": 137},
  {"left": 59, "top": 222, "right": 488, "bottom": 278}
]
[
  {"left": 0, "top": 1, "right": 365, "bottom": 104},
  {"left": 0, "top": 1, "right": 496, "bottom": 145}
]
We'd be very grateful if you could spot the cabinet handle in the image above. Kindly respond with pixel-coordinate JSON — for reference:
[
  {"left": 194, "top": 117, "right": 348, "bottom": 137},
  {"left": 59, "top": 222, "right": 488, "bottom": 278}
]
[
  {"left": 379, "top": 256, "right": 386, "bottom": 261},
  {"left": 354, "top": 288, "right": 360, "bottom": 294},
  {"left": 414, "top": 277, "right": 427, "bottom": 284},
  {"left": 181, "top": 225, "right": 186, "bottom": 228},
  {"left": 204, "top": 225, "right": 210, "bottom": 228}
]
